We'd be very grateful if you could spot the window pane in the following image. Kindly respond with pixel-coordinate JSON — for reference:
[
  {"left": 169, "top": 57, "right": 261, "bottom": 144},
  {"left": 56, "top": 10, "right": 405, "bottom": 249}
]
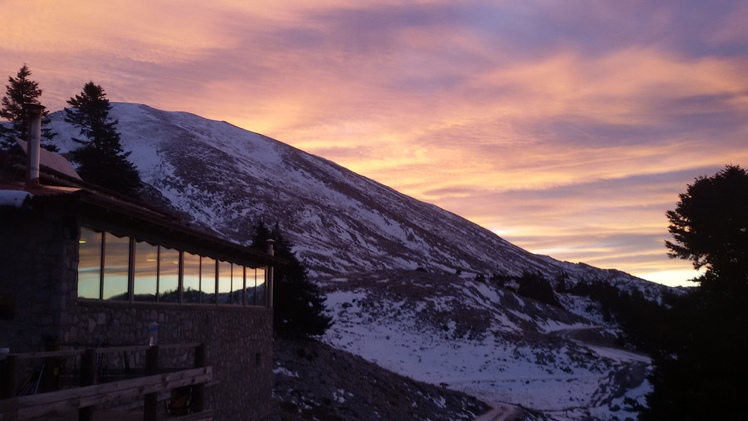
[
  {"left": 255, "top": 267, "right": 267, "bottom": 306},
  {"left": 103, "top": 233, "right": 129, "bottom": 301},
  {"left": 230, "top": 264, "right": 243, "bottom": 305},
  {"left": 183, "top": 252, "right": 201, "bottom": 303},
  {"left": 159, "top": 247, "right": 180, "bottom": 302},
  {"left": 78, "top": 227, "right": 102, "bottom": 299},
  {"left": 244, "top": 267, "right": 256, "bottom": 306},
  {"left": 201, "top": 257, "right": 216, "bottom": 303},
  {"left": 217, "top": 260, "right": 232, "bottom": 304},
  {"left": 133, "top": 240, "right": 157, "bottom": 302}
]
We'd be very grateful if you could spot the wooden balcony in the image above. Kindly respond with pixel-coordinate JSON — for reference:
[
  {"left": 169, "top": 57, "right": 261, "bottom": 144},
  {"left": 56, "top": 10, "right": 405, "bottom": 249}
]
[{"left": 0, "top": 343, "right": 212, "bottom": 420}]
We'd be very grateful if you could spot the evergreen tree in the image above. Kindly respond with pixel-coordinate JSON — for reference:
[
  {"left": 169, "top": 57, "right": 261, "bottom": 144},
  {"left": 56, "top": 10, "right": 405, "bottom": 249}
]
[
  {"left": 666, "top": 165, "right": 748, "bottom": 288},
  {"left": 640, "top": 165, "right": 748, "bottom": 420},
  {"left": 65, "top": 82, "right": 142, "bottom": 197},
  {"left": 250, "top": 222, "right": 332, "bottom": 339},
  {"left": 516, "top": 271, "right": 560, "bottom": 307},
  {"left": 0, "top": 64, "right": 58, "bottom": 152}
]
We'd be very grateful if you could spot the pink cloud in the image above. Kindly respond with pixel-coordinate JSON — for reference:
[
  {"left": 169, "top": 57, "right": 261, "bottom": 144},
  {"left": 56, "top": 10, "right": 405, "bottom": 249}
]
[{"left": 1, "top": 0, "right": 746, "bottom": 286}]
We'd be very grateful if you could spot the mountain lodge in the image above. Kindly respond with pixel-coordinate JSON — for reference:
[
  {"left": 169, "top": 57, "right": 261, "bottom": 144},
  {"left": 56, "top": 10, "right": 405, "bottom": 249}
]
[{"left": 0, "top": 105, "right": 279, "bottom": 420}]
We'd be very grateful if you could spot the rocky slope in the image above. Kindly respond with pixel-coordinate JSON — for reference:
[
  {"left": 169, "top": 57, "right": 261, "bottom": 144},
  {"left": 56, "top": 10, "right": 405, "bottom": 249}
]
[{"left": 272, "top": 337, "right": 491, "bottom": 420}]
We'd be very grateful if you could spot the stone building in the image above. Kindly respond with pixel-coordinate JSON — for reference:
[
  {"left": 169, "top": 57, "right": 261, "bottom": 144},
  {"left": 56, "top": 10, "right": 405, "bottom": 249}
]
[{"left": 0, "top": 107, "right": 279, "bottom": 419}]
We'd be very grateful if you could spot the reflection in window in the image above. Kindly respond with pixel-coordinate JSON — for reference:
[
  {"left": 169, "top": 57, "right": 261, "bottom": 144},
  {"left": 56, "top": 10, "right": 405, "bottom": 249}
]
[
  {"left": 78, "top": 227, "right": 102, "bottom": 299},
  {"left": 183, "top": 252, "right": 201, "bottom": 303},
  {"left": 77, "top": 226, "right": 269, "bottom": 307},
  {"left": 134, "top": 241, "right": 157, "bottom": 302},
  {"left": 217, "top": 261, "right": 232, "bottom": 304},
  {"left": 229, "top": 264, "right": 243, "bottom": 305},
  {"left": 255, "top": 267, "right": 267, "bottom": 306},
  {"left": 103, "top": 233, "right": 130, "bottom": 300},
  {"left": 160, "top": 247, "right": 180, "bottom": 302},
  {"left": 246, "top": 267, "right": 256, "bottom": 305},
  {"left": 201, "top": 257, "right": 216, "bottom": 304}
]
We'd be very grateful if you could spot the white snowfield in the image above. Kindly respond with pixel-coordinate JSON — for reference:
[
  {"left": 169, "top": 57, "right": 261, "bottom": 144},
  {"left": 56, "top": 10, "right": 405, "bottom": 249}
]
[{"left": 322, "top": 277, "right": 650, "bottom": 421}]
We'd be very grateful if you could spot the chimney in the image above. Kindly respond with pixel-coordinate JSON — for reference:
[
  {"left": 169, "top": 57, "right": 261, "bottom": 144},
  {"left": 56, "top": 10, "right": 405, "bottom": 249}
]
[{"left": 24, "top": 103, "right": 45, "bottom": 187}]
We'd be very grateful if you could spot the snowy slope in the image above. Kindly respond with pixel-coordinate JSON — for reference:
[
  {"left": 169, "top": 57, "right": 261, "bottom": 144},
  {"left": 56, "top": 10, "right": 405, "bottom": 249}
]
[
  {"left": 321, "top": 271, "right": 650, "bottom": 420},
  {"left": 44, "top": 103, "right": 667, "bottom": 419}
]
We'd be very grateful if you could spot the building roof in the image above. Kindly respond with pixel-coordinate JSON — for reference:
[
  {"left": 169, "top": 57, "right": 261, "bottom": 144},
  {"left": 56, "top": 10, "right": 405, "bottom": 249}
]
[
  {"left": 0, "top": 150, "right": 282, "bottom": 267},
  {"left": 15, "top": 138, "right": 81, "bottom": 179}
]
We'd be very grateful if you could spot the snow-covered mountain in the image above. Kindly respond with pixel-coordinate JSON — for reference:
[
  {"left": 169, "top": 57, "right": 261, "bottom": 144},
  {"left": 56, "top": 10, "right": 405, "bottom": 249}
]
[
  {"left": 50, "top": 104, "right": 661, "bottom": 290},
  {"left": 45, "top": 103, "right": 668, "bottom": 419}
]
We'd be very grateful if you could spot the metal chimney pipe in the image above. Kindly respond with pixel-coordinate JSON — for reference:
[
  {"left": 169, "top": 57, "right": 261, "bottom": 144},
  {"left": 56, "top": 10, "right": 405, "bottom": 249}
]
[{"left": 24, "top": 103, "right": 45, "bottom": 186}]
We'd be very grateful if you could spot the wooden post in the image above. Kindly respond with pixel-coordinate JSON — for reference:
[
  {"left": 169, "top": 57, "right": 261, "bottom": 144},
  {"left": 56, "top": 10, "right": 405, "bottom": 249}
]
[
  {"left": 192, "top": 344, "right": 206, "bottom": 412},
  {"left": 144, "top": 346, "right": 159, "bottom": 421},
  {"left": 79, "top": 349, "right": 96, "bottom": 421},
  {"left": 1, "top": 355, "right": 18, "bottom": 399}
]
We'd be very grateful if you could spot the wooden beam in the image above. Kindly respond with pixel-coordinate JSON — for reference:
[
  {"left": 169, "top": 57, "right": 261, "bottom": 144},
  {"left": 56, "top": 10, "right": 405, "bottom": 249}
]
[{"left": 4, "top": 367, "right": 212, "bottom": 419}]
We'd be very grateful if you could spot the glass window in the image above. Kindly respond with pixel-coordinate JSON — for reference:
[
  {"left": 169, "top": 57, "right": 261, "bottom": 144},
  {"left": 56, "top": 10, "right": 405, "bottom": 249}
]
[
  {"left": 229, "top": 264, "right": 243, "bottom": 305},
  {"left": 78, "top": 227, "right": 102, "bottom": 299},
  {"left": 217, "top": 260, "right": 232, "bottom": 304},
  {"left": 201, "top": 257, "right": 216, "bottom": 304},
  {"left": 77, "top": 226, "right": 269, "bottom": 306},
  {"left": 183, "top": 252, "right": 201, "bottom": 303},
  {"left": 255, "top": 267, "right": 267, "bottom": 306},
  {"left": 133, "top": 240, "right": 157, "bottom": 302},
  {"left": 103, "top": 233, "right": 130, "bottom": 301},
  {"left": 159, "top": 247, "right": 180, "bottom": 302}
]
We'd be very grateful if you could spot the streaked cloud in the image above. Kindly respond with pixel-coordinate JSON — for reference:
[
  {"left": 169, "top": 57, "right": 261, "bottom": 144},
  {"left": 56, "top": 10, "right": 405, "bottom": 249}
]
[{"left": 1, "top": 0, "right": 746, "bottom": 286}]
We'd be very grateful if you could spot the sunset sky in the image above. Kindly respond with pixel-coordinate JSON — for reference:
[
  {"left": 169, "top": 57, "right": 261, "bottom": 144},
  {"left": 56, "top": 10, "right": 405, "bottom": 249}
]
[{"left": 2, "top": 1, "right": 747, "bottom": 287}]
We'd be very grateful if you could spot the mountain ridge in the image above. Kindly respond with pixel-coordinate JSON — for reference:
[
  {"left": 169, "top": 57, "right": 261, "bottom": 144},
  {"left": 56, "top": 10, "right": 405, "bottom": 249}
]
[
  {"left": 42, "top": 103, "right": 666, "bottom": 419},
  {"left": 47, "top": 103, "right": 665, "bottom": 297}
]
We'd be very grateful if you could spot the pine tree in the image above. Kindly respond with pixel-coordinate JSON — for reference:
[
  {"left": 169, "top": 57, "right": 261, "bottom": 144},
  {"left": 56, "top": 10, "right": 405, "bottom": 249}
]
[
  {"left": 639, "top": 165, "right": 748, "bottom": 420},
  {"left": 65, "top": 82, "right": 142, "bottom": 197},
  {"left": 0, "top": 64, "right": 58, "bottom": 152},
  {"left": 251, "top": 222, "right": 332, "bottom": 339}
]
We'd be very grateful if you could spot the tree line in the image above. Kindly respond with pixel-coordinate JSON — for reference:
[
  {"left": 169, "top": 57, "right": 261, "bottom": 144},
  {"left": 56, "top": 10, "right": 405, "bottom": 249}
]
[{"left": 0, "top": 64, "right": 142, "bottom": 197}]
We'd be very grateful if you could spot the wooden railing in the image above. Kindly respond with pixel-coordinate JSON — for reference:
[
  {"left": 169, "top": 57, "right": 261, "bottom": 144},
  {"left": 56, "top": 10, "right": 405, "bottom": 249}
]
[{"left": 0, "top": 343, "right": 211, "bottom": 421}]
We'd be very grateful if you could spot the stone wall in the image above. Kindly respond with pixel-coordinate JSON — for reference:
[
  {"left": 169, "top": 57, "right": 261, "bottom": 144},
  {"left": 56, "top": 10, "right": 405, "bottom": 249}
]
[
  {"left": 0, "top": 200, "right": 275, "bottom": 420},
  {"left": 67, "top": 302, "right": 273, "bottom": 420},
  {"left": 0, "top": 200, "right": 77, "bottom": 353}
]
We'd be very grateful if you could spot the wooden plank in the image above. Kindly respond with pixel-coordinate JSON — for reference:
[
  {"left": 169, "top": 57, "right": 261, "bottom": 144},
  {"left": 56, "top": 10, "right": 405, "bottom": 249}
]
[
  {"left": 12, "top": 367, "right": 212, "bottom": 419},
  {"left": 21, "top": 367, "right": 212, "bottom": 406},
  {"left": 8, "top": 343, "right": 200, "bottom": 360},
  {"left": 157, "top": 343, "right": 200, "bottom": 351},
  {"left": 11, "top": 350, "right": 84, "bottom": 360},
  {"left": 164, "top": 409, "right": 214, "bottom": 421},
  {"left": 91, "top": 345, "right": 150, "bottom": 355}
]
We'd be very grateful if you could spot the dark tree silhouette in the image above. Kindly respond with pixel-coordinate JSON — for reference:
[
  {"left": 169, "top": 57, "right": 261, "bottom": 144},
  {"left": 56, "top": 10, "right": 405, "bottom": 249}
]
[
  {"left": 666, "top": 165, "right": 748, "bottom": 287},
  {"left": 0, "top": 64, "right": 58, "bottom": 152},
  {"left": 251, "top": 222, "right": 332, "bottom": 339},
  {"left": 516, "top": 271, "right": 560, "bottom": 307},
  {"left": 65, "top": 82, "right": 142, "bottom": 197},
  {"left": 640, "top": 165, "right": 748, "bottom": 420}
]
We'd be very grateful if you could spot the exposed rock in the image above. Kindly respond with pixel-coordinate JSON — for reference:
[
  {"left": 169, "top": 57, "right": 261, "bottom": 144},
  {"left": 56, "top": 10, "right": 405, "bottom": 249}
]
[{"left": 272, "top": 337, "right": 490, "bottom": 420}]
